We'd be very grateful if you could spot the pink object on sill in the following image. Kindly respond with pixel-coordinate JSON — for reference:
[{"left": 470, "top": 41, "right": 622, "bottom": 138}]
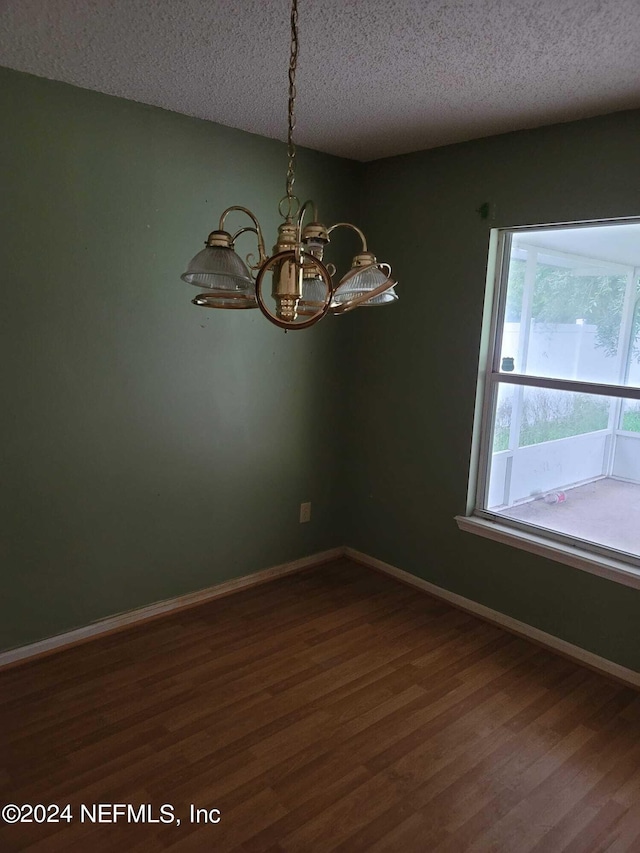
[{"left": 544, "top": 492, "right": 567, "bottom": 505}]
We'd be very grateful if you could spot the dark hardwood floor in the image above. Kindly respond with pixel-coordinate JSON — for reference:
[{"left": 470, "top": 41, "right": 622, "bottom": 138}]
[{"left": 1, "top": 558, "right": 640, "bottom": 852}]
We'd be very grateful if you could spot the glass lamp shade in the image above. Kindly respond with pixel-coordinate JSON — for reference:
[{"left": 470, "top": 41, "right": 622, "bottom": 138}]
[
  {"left": 181, "top": 246, "right": 257, "bottom": 308},
  {"left": 298, "top": 276, "right": 329, "bottom": 316},
  {"left": 358, "top": 283, "right": 398, "bottom": 305},
  {"left": 332, "top": 264, "right": 398, "bottom": 308}
]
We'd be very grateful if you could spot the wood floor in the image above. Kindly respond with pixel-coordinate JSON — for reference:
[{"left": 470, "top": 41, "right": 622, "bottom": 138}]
[{"left": 1, "top": 558, "right": 640, "bottom": 852}]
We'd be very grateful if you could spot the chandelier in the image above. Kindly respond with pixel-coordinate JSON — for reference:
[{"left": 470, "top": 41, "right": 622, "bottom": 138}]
[{"left": 181, "top": 0, "right": 398, "bottom": 330}]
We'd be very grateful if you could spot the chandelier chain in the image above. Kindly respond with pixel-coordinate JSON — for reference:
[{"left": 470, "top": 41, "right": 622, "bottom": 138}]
[{"left": 286, "top": 0, "right": 299, "bottom": 203}]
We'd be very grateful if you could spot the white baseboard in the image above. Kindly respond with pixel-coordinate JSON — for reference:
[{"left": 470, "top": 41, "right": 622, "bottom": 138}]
[
  {"left": 3, "top": 545, "right": 638, "bottom": 689},
  {"left": 345, "top": 547, "right": 640, "bottom": 689},
  {"left": 0, "top": 547, "right": 343, "bottom": 670}
]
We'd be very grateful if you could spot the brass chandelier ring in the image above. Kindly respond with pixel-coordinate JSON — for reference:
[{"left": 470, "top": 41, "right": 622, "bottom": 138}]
[
  {"left": 278, "top": 195, "right": 301, "bottom": 220},
  {"left": 255, "top": 250, "right": 333, "bottom": 330},
  {"left": 191, "top": 292, "right": 258, "bottom": 309}
]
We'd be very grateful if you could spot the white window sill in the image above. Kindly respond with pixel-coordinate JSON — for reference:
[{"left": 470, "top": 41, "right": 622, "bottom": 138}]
[{"left": 455, "top": 515, "right": 640, "bottom": 591}]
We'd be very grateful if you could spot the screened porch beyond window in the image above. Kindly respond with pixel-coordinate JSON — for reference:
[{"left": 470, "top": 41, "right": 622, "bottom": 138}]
[{"left": 482, "top": 221, "right": 640, "bottom": 563}]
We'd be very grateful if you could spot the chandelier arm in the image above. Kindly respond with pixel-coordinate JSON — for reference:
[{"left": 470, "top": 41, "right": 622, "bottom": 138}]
[
  {"left": 230, "top": 226, "right": 266, "bottom": 273},
  {"left": 231, "top": 226, "right": 258, "bottom": 242},
  {"left": 326, "top": 222, "right": 369, "bottom": 252},
  {"left": 297, "top": 199, "right": 319, "bottom": 232},
  {"left": 331, "top": 263, "right": 396, "bottom": 314},
  {"left": 219, "top": 206, "right": 267, "bottom": 264}
]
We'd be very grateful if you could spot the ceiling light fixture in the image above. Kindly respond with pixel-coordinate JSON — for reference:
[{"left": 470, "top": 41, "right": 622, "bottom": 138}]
[{"left": 181, "top": 0, "right": 398, "bottom": 330}]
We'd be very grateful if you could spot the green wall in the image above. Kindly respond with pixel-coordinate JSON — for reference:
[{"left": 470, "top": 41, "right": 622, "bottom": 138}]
[
  {"left": 354, "top": 110, "right": 640, "bottom": 672},
  {"left": 2, "top": 65, "right": 639, "bottom": 673},
  {"left": 0, "top": 68, "right": 360, "bottom": 651}
]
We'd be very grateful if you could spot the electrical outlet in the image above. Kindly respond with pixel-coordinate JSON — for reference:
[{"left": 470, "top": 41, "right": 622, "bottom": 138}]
[{"left": 299, "top": 502, "right": 311, "bottom": 523}]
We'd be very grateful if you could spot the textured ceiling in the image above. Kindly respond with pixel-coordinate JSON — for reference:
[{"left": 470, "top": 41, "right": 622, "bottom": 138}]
[{"left": 1, "top": 0, "right": 639, "bottom": 161}]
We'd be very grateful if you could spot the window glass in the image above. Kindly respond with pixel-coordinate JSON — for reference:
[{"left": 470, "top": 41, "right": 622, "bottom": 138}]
[
  {"left": 487, "top": 384, "right": 640, "bottom": 557},
  {"left": 499, "top": 230, "right": 635, "bottom": 386},
  {"left": 624, "top": 287, "right": 640, "bottom": 389},
  {"left": 479, "top": 220, "right": 640, "bottom": 564}
]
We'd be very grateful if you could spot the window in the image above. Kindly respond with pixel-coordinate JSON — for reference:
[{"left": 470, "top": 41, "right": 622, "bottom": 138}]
[{"left": 461, "top": 219, "right": 640, "bottom": 585}]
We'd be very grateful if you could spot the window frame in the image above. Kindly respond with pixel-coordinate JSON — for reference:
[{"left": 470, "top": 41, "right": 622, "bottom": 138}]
[{"left": 461, "top": 216, "right": 640, "bottom": 587}]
